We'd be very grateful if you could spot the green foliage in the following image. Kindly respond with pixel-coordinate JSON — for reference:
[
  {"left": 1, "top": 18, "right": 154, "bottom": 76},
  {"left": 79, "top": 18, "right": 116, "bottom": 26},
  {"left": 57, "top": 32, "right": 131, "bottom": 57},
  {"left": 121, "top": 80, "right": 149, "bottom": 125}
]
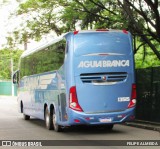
[
  {"left": 59, "top": 0, "right": 121, "bottom": 30},
  {"left": 5, "top": 0, "right": 62, "bottom": 48},
  {"left": 135, "top": 40, "right": 160, "bottom": 68},
  {"left": 10, "top": 0, "right": 123, "bottom": 41},
  {"left": 5, "top": 0, "right": 160, "bottom": 66},
  {"left": 0, "top": 49, "right": 23, "bottom": 80}
]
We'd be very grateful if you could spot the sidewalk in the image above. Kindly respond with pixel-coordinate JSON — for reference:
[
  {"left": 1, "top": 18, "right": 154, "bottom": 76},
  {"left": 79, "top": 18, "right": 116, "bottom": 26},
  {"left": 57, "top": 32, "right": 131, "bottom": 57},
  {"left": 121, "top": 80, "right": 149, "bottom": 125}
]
[
  {"left": 125, "top": 119, "right": 160, "bottom": 132},
  {"left": 0, "top": 95, "right": 17, "bottom": 100}
]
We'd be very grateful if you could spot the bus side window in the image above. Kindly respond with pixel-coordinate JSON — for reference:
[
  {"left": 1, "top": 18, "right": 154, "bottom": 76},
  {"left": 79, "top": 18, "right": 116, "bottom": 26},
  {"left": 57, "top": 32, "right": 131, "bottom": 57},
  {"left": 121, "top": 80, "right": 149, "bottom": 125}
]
[
  {"left": 35, "top": 50, "right": 43, "bottom": 74},
  {"left": 57, "top": 39, "right": 66, "bottom": 53},
  {"left": 24, "top": 56, "right": 32, "bottom": 76}
]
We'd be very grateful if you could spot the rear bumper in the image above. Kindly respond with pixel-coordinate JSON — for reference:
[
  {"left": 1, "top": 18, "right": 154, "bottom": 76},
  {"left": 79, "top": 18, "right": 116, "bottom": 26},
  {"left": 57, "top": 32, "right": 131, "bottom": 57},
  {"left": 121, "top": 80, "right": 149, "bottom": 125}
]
[{"left": 67, "top": 107, "right": 135, "bottom": 126}]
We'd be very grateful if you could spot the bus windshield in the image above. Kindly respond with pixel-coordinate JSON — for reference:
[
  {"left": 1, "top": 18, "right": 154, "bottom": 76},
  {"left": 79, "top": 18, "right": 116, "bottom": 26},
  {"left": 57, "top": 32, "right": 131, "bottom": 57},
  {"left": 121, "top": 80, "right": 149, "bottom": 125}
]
[{"left": 74, "top": 32, "right": 131, "bottom": 56}]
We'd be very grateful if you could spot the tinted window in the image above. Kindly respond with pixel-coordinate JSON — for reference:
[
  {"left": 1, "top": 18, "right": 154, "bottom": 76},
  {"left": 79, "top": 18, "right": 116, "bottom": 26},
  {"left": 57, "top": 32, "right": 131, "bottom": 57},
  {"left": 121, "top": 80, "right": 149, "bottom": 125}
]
[
  {"left": 74, "top": 32, "right": 131, "bottom": 56},
  {"left": 20, "top": 39, "right": 66, "bottom": 78}
]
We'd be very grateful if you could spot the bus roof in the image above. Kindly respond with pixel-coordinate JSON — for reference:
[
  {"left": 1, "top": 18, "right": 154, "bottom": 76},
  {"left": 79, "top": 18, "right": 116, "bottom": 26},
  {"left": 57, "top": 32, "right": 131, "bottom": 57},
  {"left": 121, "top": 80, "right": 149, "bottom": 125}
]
[
  {"left": 73, "top": 29, "right": 129, "bottom": 34},
  {"left": 21, "top": 29, "right": 129, "bottom": 58}
]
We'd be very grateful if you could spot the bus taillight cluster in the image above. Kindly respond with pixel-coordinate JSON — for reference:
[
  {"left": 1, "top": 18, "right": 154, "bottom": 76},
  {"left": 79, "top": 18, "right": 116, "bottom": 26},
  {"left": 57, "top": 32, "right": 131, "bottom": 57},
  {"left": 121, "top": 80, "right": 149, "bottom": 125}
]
[
  {"left": 128, "top": 84, "right": 137, "bottom": 108},
  {"left": 69, "top": 86, "right": 83, "bottom": 112}
]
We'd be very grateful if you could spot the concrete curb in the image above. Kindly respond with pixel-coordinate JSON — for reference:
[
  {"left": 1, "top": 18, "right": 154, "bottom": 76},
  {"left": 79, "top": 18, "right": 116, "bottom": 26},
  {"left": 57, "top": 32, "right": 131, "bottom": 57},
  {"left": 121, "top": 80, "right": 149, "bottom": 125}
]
[{"left": 125, "top": 120, "right": 160, "bottom": 132}]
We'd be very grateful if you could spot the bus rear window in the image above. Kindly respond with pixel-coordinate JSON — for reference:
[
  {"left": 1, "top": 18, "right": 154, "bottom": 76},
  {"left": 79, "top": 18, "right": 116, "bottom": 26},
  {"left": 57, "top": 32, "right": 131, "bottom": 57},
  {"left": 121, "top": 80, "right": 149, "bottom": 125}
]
[{"left": 74, "top": 32, "right": 132, "bottom": 56}]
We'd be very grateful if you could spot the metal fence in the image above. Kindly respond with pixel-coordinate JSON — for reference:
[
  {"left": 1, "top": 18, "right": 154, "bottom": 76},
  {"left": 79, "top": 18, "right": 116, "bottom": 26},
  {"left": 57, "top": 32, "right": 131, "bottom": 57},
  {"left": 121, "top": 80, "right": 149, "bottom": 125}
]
[
  {"left": 136, "top": 67, "right": 160, "bottom": 122},
  {"left": 0, "top": 81, "right": 17, "bottom": 96}
]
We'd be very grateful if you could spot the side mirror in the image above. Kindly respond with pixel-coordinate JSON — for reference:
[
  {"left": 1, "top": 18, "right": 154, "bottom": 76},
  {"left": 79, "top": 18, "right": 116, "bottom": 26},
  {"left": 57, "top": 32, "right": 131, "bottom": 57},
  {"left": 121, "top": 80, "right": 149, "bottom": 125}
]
[{"left": 13, "top": 70, "right": 19, "bottom": 84}]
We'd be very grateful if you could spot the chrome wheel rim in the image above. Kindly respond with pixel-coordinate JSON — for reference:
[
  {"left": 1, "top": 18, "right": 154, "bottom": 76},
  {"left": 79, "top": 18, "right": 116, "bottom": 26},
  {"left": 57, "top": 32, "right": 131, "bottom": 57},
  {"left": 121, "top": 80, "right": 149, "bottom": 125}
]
[
  {"left": 46, "top": 113, "right": 49, "bottom": 127},
  {"left": 53, "top": 114, "right": 57, "bottom": 129}
]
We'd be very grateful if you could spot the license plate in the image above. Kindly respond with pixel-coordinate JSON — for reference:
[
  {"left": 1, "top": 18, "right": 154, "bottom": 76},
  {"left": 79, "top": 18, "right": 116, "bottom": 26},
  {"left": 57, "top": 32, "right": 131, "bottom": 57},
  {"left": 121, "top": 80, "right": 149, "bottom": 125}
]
[{"left": 99, "top": 118, "right": 112, "bottom": 123}]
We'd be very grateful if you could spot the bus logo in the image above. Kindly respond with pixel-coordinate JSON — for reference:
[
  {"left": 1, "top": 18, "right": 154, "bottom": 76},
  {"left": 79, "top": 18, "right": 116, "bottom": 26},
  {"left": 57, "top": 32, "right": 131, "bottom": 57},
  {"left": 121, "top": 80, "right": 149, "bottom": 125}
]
[
  {"left": 78, "top": 60, "right": 130, "bottom": 68},
  {"left": 102, "top": 76, "right": 106, "bottom": 81}
]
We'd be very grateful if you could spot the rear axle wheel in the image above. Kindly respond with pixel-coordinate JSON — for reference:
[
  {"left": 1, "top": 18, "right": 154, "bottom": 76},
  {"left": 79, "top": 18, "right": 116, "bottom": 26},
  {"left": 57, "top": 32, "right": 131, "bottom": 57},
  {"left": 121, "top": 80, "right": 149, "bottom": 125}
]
[
  {"left": 45, "top": 107, "right": 53, "bottom": 130},
  {"left": 53, "top": 110, "right": 62, "bottom": 132}
]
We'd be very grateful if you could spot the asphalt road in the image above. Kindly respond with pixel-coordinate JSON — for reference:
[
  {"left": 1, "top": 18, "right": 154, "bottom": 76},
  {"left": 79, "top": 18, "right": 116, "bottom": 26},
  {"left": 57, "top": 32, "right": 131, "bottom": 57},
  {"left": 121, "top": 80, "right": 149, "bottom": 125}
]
[{"left": 0, "top": 96, "right": 159, "bottom": 149}]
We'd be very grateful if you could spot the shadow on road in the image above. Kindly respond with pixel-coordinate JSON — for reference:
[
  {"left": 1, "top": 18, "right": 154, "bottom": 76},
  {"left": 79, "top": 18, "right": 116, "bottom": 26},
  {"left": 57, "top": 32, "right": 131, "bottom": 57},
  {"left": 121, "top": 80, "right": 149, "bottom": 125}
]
[
  {"left": 63, "top": 126, "right": 124, "bottom": 135},
  {"left": 24, "top": 118, "right": 125, "bottom": 135}
]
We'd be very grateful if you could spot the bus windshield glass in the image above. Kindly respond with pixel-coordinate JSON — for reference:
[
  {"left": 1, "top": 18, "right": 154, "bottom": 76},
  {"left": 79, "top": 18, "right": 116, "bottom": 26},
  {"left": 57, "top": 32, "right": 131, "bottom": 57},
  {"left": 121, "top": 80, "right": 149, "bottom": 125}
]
[{"left": 74, "top": 32, "right": 131, "bottom": 56}]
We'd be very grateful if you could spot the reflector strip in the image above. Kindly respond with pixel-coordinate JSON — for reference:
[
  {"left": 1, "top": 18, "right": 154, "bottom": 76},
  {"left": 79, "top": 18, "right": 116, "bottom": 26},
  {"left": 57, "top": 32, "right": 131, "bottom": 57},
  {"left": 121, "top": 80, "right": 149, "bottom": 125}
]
[{"left": 82, "top": 53, "right": 124, "bottom": 56}]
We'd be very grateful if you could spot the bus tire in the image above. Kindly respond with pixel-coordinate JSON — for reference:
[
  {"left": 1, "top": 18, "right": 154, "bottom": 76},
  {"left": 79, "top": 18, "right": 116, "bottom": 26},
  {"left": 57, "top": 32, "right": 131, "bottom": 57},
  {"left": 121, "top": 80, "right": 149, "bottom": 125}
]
[
  {"left": 45, "top": 107, "right": 53, "bottom": 130},
  {"left": 23, "top": 114, "right": 30, "bottom": 120},
  {"left": 22, "top": 103, "right": 30, "bottom": 120},
  {"left": 53, "top": 109, "right": 62, "bottom": 132}
]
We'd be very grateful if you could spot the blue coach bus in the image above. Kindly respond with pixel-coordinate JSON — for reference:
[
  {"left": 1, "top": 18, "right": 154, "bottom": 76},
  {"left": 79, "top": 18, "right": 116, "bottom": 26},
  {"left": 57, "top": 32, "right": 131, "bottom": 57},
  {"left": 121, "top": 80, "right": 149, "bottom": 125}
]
[{"left": 13, "top": 30, "right": 136, "bottom": 132}]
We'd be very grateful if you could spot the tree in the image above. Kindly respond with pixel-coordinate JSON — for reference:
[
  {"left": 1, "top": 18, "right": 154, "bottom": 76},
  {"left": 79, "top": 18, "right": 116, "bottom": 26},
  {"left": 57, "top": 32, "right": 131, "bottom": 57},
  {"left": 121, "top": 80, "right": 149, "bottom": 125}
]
[
  {"left": 0, "top": 49, "right": 23, "bottom": 80},
  {"left": 118, "top": 0, "right": 160, "bottom": 59},
  {"left": 6, "top": 0, "right": 124, "bottom": 43},
  {"left": 60, "top": 0, "right": 121, "bottom": 30},
  {"left": 6, "top": 0, "right": 160, "bottom": 60}
]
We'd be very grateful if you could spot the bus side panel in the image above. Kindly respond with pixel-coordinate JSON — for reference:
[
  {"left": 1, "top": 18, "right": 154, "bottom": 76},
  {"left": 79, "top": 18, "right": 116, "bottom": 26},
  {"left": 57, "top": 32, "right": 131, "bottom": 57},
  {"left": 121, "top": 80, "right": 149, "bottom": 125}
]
[
  {"left": 31, "top": 68, "right": 67, "bottom": 122},
  {"left": 34, "top": 72, "right": 59, "bottom": 120},
  {"left": 56, "top": 65, "right": 68, "bottom": 122},
  {"left": 18, "top": 77, "right": 34, "bottom": 117},
  {"left": 18, "top": 71, "right": 62, "bottom": 120}
]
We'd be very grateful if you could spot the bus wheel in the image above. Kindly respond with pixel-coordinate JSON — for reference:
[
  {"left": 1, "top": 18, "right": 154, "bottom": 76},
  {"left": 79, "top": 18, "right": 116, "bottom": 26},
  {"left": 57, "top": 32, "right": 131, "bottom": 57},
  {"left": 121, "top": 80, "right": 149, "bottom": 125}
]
[
  {"left": 22, "top": 103, "right": 30, "bottom": 120},
  {"left": 23, "top": 114, "right": 30, "bottom": 120},
  {"left": 45, "top": 108, "right": 53, "bottom": 130},
  {"left": 53, "top": 110, "right": 62, "bottom": 132}
]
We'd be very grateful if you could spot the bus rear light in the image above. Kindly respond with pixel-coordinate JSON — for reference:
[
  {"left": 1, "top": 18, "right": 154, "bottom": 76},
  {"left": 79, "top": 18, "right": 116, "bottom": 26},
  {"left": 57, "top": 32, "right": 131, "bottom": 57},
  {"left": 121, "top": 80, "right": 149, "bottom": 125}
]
[
  {"left": 74, "top": 31, "right": 79, "bottom": 35},
  {"left": 69, "top": 86, "right": 83, "bottom": 112},
  {"left": 123, "top": 30, "right": 128, "bottom": 34},
  {"left": 128, "top": 84, "right": 137, "bottom": 108},
  {"left": 74, "top": 119, "right": 80, "bottom": 123},
  {"left": 128, "top": 99, "right": 136, "bottom": 108},
  {"left": 131, "top": 84, "right": 136, "bottom": 100}
]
